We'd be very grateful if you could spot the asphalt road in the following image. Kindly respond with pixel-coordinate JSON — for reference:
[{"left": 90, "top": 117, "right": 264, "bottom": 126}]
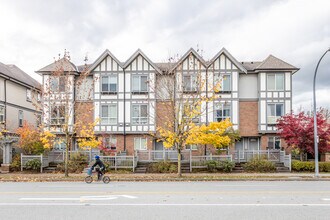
[{"left": 0, "top": 181, "right": 330, "bottom": 220}]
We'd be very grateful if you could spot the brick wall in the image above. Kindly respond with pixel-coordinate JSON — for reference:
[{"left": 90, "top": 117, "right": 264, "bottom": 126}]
[
  {"left": 74, "top": 101, "right": 94, "bottom": 136},
  {"left": 239, "top": 101, "right": 259, "bottom": 136}
]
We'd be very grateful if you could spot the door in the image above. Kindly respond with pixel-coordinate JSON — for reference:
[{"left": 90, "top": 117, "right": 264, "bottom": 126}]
[
  {"left": 154, "top": 141, "right": 164, "bottom": 160},
  {"left": 234, "top": 140, "right": 245, "bottom": 160}
]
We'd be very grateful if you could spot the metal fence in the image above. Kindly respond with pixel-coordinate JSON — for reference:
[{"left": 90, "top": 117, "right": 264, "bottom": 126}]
[
  {"left": 99, "top": 156, "right": 137, "bottom": 172},
  {"left": 135, "top": 150, "right": 191, "bottom": 162},
  {"left": 190, "top": 154, "right": 233, "bottom": 172},
  {"left": 21, "top": 153, "right": 49, "bottom": 173}
]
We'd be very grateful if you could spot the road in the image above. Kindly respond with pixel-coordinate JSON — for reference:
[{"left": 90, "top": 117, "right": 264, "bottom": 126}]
[{"left": 0, "top": 181, "right": 330, "bottom": 220}]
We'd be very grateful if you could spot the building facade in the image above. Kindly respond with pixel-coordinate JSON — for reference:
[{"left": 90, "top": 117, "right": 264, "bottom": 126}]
[
  {"left": 0, "top": 62, "right": 41, "bottom": 133},
  {"left": 37, "top": 48, "right": 298, "bottom": 155}
]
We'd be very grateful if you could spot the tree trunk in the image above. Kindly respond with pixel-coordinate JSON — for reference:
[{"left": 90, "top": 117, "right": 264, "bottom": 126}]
[{"left": 177, "top": 148, "right": 182, "bottom": 177}]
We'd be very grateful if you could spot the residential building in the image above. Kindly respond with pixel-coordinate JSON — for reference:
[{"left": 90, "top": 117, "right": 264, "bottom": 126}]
[
  {"left": 37, "top": 48, "right": 298, "bottom": 155},
  {"left": 0, "top": 62, "right": 41, "bottom": 133}
]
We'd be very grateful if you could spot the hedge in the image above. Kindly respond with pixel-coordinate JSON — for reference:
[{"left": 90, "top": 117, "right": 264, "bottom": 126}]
[{"left": 292, "top": 160, "right": 330, "bottom": 172}]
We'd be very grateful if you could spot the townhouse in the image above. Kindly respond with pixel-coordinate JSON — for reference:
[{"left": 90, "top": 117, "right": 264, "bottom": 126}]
[
  {"left": 0, "top": 62, "right": 41, "bottom": 133},
  {"left": 37, "top": 48, "right": 298, "bottom": 155}
]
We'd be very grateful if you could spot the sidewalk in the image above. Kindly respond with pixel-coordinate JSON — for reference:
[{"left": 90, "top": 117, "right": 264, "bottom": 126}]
[{"left": 1, "top": 172, "right": 330, "bottom": 182}]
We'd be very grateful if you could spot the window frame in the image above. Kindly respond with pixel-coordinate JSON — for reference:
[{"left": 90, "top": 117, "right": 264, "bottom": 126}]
[
  {"left": 50, "top": 105, "right": 65, "bottom": 125},
  {"left": 267, "top": 73, "right": 284, "bottom": 91},
  {"left": 101, "top": 75, "right": 118, "bottom": 94},
  {"left": 18, "top": 110, "right": 23, "bottom": 127},
  {"left": 26, "top": 89, "right": 32, "bottom": 102},
  {"left": 103, "top": 135, "right": 117, "bottom": 150},
  {"left": 50, "top": 76, "right": 66, "bottom": 93},
  {"left": 268, "top": 136, "right": 281, "bottom": 150},
  {"left": 183, "top": 102, "right": 200, "bottom": 124},
  {"left": 134, "top": 137, "right": 147, "bottom": 150},
  {"left": 100, "top": 104, "right": 117, "bottom": 125},
  {"left": 132, "top": 104, "right": 148, "bottom": 125},
  {"left": 182, "top": 74, "right": 198, "bottom": 93},
  {"left": 132, "top": 75, "right": 148, "bottom": 94},
  {"left": 267, "top": 103, "right": 284, "bottom": 125},
  {"left": 0, "top": 105, "right": 4, "bottom": 123},
  {"left": 214, "top": 102, "right": 231, "bottom": 122},
  {"left": 185, "top": 144, "right": 198, "bottom": 151},
  {"left": 214, "top": 73, "right": 231, "bottom": 93}
]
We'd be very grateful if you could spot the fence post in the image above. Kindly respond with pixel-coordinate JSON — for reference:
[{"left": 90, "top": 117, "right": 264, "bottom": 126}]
[
  {"left": 21, "top": 153, "right": 23, "bottom": 171},
  {"left": 189, "top": 150, "right": 192, "bottom": 173},
  {"left": 115, "top": 156, "right": 117, "bottom": 171},
  {"left": 40, "top": 154, "right": 43, "bottom": 173},
  {"left": 89, "top": 149, "right": 92, "bottom": 163},
  {"left": 148, "top": 150, "right": 151, "bottom": 162},
  {"left": 133, "top": 155, "right": 135, "bottom": 172},
  {"left": 210, "top": 153, "right": 213, "bottom": 161},
  {"left": 289, "top": 153, "right": 292, "bottom": 172},
  {"left": 163, "top": 148, "right": 165, "bottom": 161},
  {"left": 238, "top": 150, "right": 240, "bottom": 163},
  {"left": 230, "top": 154, "right": 233, "bottom": 162}
]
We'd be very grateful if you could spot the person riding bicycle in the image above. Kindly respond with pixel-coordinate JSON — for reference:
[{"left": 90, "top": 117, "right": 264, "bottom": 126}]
[{"left": 91, "top": 155, "right": 106, "bottom": 181}]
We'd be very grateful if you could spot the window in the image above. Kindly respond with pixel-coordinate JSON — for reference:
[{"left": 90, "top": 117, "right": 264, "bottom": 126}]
[
  {"left": 268, "top": 137, "right": 281, "bottom": 149},
  {"left": 18, "top": 110, "right": 23, "bottom": 127},
  {"left": 101, "top": 75, "right": 117, "bottom": 93},
  {"left": 50, "top": 76, "right": 66, "bottom": 92},
  {"left": 267, "top": 74, "right": 284, "bottom": 91},
  {"left": 101, "top": 104, "right": 117, "bottom": 125},
  {"left": 185, "top": 144, "right": 198, "bottom": 151},
  {"left": 134, "top": 137, "right": 147, "bottom": 150},
  {"left": 183, "top": 103, "right": 200, "bottom": 123},
  {"left": 0, "top": 105, "right": 4, "bottom": 123},
  {"left": 36, "top": 114, "right": 42, "bottom": 127},
  {"left": 132, "top": 75, "right": 148, "bottom": 93},
  {"left": 267, "top": 103, "right": 284, "bottom": 124},
  {"left": 51, "top": 105, "right": 65, "bottom": 125},
  {"left": 214, "top": 73, "right": 231, "bottom": 92},
  {"left": 37, "top": 92, "right": 41, "bottom": 102},
  {"left": 215, "top": 103, "right": 231, "bottom": 122},
  {"left": 103, "top": 135, "right": 117, "bottom": 150},
  {"left": 132, "top": 104, "right": 148, "bottom": 124},
  {"left": 54, "top": 138, "right": 66, "bottom": 150},
  {"left": 183, "top": 74, "right": 198, "bottom": 92},
  {"left": 26, "top": 89, "right": 32, "bottom": 102}
]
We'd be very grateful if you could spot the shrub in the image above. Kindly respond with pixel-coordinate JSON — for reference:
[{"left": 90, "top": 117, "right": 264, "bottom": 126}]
[
  {"left": 243, "top": 157, "right": 276, "bottom": 172},
  {"left": 25, "top": 159, "right": 41, "bottom": 170},
  {"left": 57, "top": 153, "right": 89, "bottom": 173},
  {"left": 148, "top": 161, "right": 177, "bottom": 173},
  {"left": 291, "top": 160, "right": 330, "bottom": 172},
  {"left": 206, "top": 160, "right": 218, "bottom": 172},
  {"left": 10, "top": 154, "right": 21, "bottom": 172},
  {"left": 218, "top": 160, "right": 235, "bottom": 173}
]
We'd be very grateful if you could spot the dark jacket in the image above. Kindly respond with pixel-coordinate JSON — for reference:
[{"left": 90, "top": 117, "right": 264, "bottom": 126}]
[{"left": 91, "top": 158, "right": 105, "bottom": 170}]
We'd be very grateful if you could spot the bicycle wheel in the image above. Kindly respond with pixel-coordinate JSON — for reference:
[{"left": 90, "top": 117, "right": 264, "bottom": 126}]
[
  {"left": 102, "top": 176, "right": 110, "bottom": 184},
  {"left": 85, "top": 176, "right": 93, "bottom": 184}
]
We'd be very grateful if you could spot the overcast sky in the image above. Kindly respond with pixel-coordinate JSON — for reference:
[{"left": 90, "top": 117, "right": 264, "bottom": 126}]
[{"left": 0, "top": 0, "right": 329, "bottom": 111}]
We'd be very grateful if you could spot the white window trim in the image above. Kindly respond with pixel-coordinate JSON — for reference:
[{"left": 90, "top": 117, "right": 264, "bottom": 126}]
[
  {"left": 267, "top": 103, "right": 284, "bottom": 124},
  {"left": 214, "top": 73, "right": 231, "bottom": 92},
  {"left": 0, "top": 105, "right": 4, "bottom": 123},
  {"left": 101, "top": 104, "right": 117, "bottom": 125},
  {"left": 132, "top": 104, "right": 148, "bottom": 125},
  {"left": 132, "top": 75, "right": 148, "bottom": 93},
  {"left": 26, "top": 89, "right": 32, "bottom": 102},
  {"left": 183, "top": 74, "right": 198, "bottom": 92},
  {"left": 214, "top": 102, "right": 231, "bottom": 122},
  {"left": 101, "top": 75, "right": 117, "bottom": 93},
  {"left": 134, "top": 137, "right": 147, "bottom": 150},
  {"left": 267, "top": 73, "right": 284, "bottom": 91}
]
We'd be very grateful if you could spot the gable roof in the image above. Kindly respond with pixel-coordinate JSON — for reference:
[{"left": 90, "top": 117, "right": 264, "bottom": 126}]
[
  {"left": 36, "top": 58, "right": 78, "bottom": 74},
  {"left": 0, "top": 62, "right": 41, "bottom": 89},
  {"left": 123, "top": 49, "right": 161, "bottom": 73},
  {"left": 169, "top": 48, "right": 207, "bottom": 73},
  {"left": 255, "top": 55, "right": 299, "bottom": 72},
  {"left": 209, "top": 47, "right": 247, "bottom": 73},
  {"left": 88, "top": 49, "right": 123, "bottom": 72}
]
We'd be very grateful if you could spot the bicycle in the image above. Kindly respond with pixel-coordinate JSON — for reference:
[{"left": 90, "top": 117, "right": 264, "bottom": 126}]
[{"left": 85, "top": 168, "right": 110, "bottom": 184}]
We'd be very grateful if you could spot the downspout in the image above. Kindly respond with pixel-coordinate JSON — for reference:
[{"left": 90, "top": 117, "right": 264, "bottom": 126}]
[
  {"left": 4, "top": 79, "right": 7, "bottom": 131},
  {"left": 73, "top": 74, "right": 76, "bottom": 150},
  {"left": 205, "top": 67, "right": 208, "bottom": 156},
  {"left": 123, "top": 68, "right": 126, "bottom": 152}
]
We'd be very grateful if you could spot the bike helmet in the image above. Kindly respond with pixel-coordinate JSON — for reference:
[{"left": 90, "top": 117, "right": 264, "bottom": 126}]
[{"left": 95, "top": 155, "right": 100, "bottom": 160}]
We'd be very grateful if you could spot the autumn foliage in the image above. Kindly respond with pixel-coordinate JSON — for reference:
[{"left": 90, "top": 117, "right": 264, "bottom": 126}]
[{"left": 277, "top": 111, "right": 330, "bottom": 156}]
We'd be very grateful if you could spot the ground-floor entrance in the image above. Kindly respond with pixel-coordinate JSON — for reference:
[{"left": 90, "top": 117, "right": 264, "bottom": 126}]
[{"left": 234, "top": 137, "right": 260, "bottom": 161}]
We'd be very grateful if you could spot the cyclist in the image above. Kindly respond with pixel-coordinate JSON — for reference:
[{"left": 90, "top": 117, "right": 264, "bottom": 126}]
[{"left": 91, "top": 155, "right": 106, "bottom": 181}]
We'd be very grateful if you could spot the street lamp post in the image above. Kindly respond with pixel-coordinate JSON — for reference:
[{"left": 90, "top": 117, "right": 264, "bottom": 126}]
[{"left": 313, "top": 48, "right": 330, "bottom": 178}]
